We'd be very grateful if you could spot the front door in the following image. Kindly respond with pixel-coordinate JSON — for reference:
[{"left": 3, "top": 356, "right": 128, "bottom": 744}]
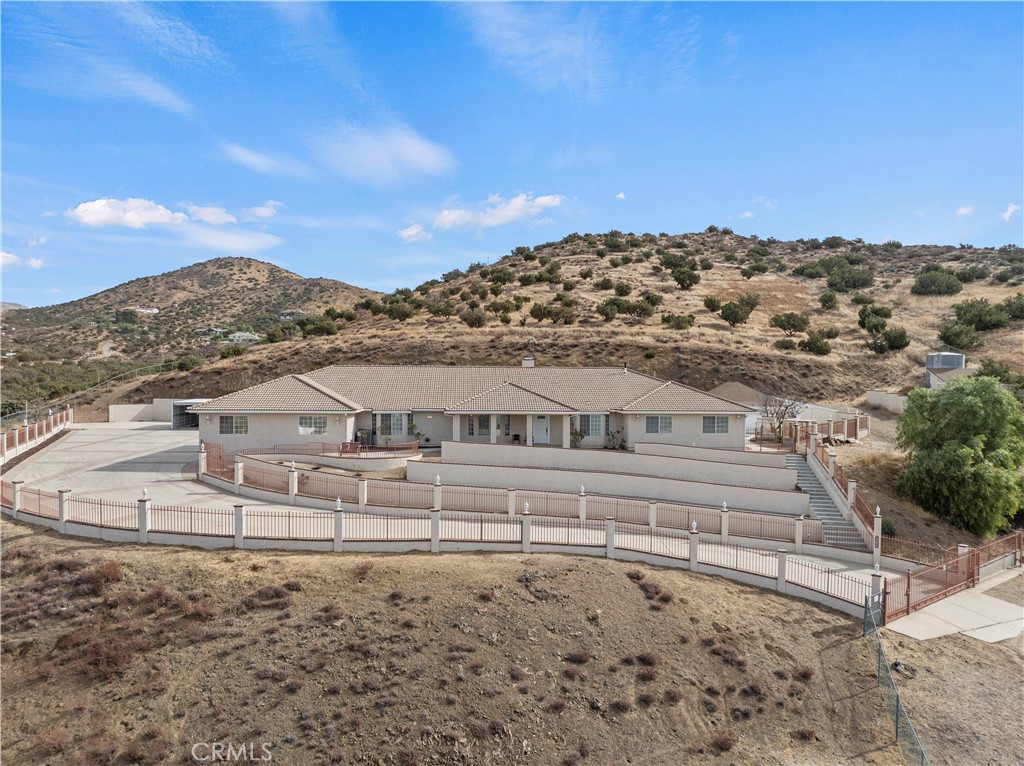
[{"left": 532, "top": 415, "right": 549, "bottom": 445}]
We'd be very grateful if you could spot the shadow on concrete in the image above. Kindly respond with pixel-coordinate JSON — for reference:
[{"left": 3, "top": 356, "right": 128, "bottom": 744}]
[{"left": 91, "top": 447, "right": 194, "bottom": 472}]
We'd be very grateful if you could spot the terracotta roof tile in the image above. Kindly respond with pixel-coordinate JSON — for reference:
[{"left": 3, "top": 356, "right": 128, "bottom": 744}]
[{"left": 447, "top": 382, "right": 575, "bottom": 413}]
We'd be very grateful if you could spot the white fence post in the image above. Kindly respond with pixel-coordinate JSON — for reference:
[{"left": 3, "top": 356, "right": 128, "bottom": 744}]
[
  {"left": 11, "top": 480, "right": 23, "bottom": 520},
  {"left": 507, "top": 488, "right": 516, "bottom": 517},
  {"left": 648, "top": 501, "right": 657, "bottom": 529},
  {"left": 605, "top": 517, "right": 615, "bottom": 558},
  {"left": 689, "top": 526, "right": 701, "bottom": 573},
  {"left": 578, "top": 488, "right": 587, "bottom": 522},
  {"left": 430, "top": 509, "right": 440, "bottom": 553},
  {"left": 720, "top": 503, "right": 730, "bottom": 544},
  {"left": 777, "top": 549, "right": 788, "bottom": 593},
  {"left": 873, "top": 507, "right": 882, "bottom": 567},
  {"left": 794, "top": 515, "right": 804, "bottom": 554},
  {"left": 234, "top": 462, "right": 244, "bottom": 495},
  {"left": 197, "top": 444, "right": 207, "bottom": 477},
  {"left": 358, "top": 479, "right": 368, "bottom": 511},
  {"left": 333, "top": 508, "right": 345, "bottom": 553},
  {"left": 522, "top": 511, "right": 532, "bottom": 554},
  {"left": 432, "top": 476, "right": 442, "bottom": 511},
  {"left": 233, "top": 504, "right": 245, "bottom": 548},
  {"left": 58, "top": 489, "right": 70, "bottom": 534},
  {"left": 846, "top": 480, "right": 857, "bottom": 521},
  {"left": 1, "top": 431, "right": 6, "bottom": 462},
  {"left": 288, "top": 469, "right": 298, "bottom": 506},
  {"left": 137, "top": 497, "right": 150, "bottom": 544},
  {"left": 828, "top": 452, "right": 837, "bottom": 478}
]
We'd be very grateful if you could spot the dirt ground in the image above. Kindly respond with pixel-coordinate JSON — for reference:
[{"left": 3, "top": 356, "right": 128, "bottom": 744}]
[
  {"left": 878, "top": 571, "right": 1024, "bottom": 766},
  {"left": 1, "top": 516, "right": 911, "bottom": 766}
]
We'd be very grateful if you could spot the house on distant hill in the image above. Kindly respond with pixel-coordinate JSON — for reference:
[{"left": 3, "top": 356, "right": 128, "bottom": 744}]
[
  {"left": 194, "top": 326, "right": 228, "bottom": 337},
  {"left": 190, "top": 357, "right": 755, "bottom": 452},
  {"left": 279, "top": 309, "right": 306, "bottom": 321},
  {"left": 226, "top": 331, "right": 261, "bottom": 344}
]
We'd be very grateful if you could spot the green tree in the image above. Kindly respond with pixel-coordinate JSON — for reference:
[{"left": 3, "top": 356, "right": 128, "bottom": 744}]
[
  {"left": 798, "top": 331, "right": 832, "bottom": 355},
  {"left": 896, "top": 376, "right": 1024, "bottom": 536},
  {"left": 703, "top": 296, "right": 722, "bottom": 312},
  {"left": 911, "top": 269, "right": 962, "bottom": 296},
  {"left": 818, "top": 292, "right": 838, "bottom": 310},
  {"left": 719, "top": 302, "right": 750, "bottom": 327},
  {"left": 938, "top": 322, "right": 982, "bottom": 350},
  {"left": 768, "top": 312, "right": 810, "bottom": 337},
  {"left": 953, "top": 298, "right": 1010, "bottom": 331}
]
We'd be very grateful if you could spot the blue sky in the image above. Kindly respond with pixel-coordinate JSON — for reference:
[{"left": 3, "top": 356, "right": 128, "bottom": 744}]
[{"left": 2, "top": 2, "right": 1021, "bottom": 307}]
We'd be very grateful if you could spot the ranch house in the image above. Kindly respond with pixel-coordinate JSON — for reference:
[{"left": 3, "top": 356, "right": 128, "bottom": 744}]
[{"left": 189, "top": 357, "right": 754, "bottom": 453}]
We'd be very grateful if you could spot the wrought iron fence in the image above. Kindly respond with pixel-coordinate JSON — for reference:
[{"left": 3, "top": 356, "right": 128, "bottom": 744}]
[
  {"left": 787, "top": 557, "right": 870, "bottom": 605},
  {"left": 530, "top": 516, "right": 605, "bottom": 547},
  {"left": 247, "top": 509, "right": 332, "bottom": 541},
  {"left": 150, "top": 505, "right": 234, "bottom": 537},
  {"left": 440, "top": 512, "right": 521, "bottom": 544}
]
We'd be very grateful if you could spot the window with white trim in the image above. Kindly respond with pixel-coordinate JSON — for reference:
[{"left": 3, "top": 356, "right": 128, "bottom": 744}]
[
  {"left": 219, "top": 415, "right": 248, "bottom": 435},
  {"left": 702, "top": 415, "right": 730, "bottom": 434},
  {"left": 298, "top": 415, "right": 327, "bottom": 435},
  {"left": 466, "top": 415, "right": 475, "bottom": 437},
  {"left": 377, "top": 413, "right": 402, "bottom": 437},
  {"left": 645, "top": 416, "right": 672, "bottom": 434},
  {"left": 503, "top": 415, "right": 511, "bottom": 437},
  {"left": 478, "top": 415, "right": 491, "bottom": 436},
  {"left": 579, "top": 414, "right": 603, "bottom": 437}
]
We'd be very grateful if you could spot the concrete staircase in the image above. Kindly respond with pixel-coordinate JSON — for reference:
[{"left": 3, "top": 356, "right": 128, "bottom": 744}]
[{"left": 785, "top": 454, "right": 868, "bottom": 550}]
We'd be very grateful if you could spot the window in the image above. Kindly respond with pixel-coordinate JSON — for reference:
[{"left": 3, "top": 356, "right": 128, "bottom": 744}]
[
  {"left": 298, "top": 415, "right": 327, "bottom": 435},
  {"left": 503, "top": 415, "right": 511, "bottom": 437},
  {"left": 579, "top": 414, "right": 602, "bottom": 437},
  {"left": 702, "top": 415, "right": 730, "bottom": 434},
  {"left": 219, "top": 415, "right": 248, "bottom": 435},
  {"left": 478, "top": 415, "right": 491, "bottom": 436},
  {"left": 466, "top": 415, "right": 475, "bottom": 437},
  {"left": 377, "top": 413, "right": 402, "bottom": 437},
  {"left": 645, "top": 416, "right": 672, "bottom": 434}
]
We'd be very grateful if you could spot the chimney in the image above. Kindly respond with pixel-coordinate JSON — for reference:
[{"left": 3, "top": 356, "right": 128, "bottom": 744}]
[{"left": 522, "top": 355, "right": 535, "bottom": 368}]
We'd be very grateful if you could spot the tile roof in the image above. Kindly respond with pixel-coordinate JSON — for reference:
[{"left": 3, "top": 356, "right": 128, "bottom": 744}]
[
  {"left": 447, "top": 382, "right": 575, "bottom": 413},
  {"left": 618, "top": 382, "right": 752, "bottom": 413},
  {"left": 191, "top": 365, "right": 755, "bottom": 415}
]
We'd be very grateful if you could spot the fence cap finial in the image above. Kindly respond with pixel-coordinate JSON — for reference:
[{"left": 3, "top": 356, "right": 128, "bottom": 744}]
[
  {"left": 291, "top": 460, "right": 296, "bottom": 470},
  {"left": 874, "top": 563, "right": 880, "bottom": 573},
  {"left": 523, "top": 501, "right": 529, "bottom": 514},
  {"left": 435, "top": 474, "right": 441, "bottom": 486},
  {"left": 336, "top": 497, "right": 342, "bottom": 510},
  {"left": 722, "top": 501, "right": 728, "bottom": 511},
  {"left": 580, "top": 485, "right": 585, "bottom": 495},
  {"left": 874, "top": 505, "right": 881, "bottom": 517},
  {"left": 142, "top": 487, "right": 148, "bottom": 498},
  {"left": 691, "top": 521, "right": 698, "bottom": 533}
]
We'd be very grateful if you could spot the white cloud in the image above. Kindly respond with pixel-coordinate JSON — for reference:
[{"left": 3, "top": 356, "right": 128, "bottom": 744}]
[
  {"left": 314, "top": 120, "right": 454, "bottom": 186},
  {"left": 752, "top": 196, "right": 777, "bottom": 212},
  {"left": 1, "top": 252, "right": 44, "bottom": 270},
  {"left": 222, "top": 143, "right": 311, "bottom": 178},
  {"left": 289, "top": 214, "right": 386, "bottom": 231},
  {"left": 955, "top": 205, "right": 974, "bottom": 217},
  {"left": 739, "top": 211, "right": 754, "bottom": 219},
  {"left": 67, "top": 197, "right": 187, "bottom": 229},
  {"left": 1002, "top": 203, "right": 1021, "bottom": 222},
  {"left": 397, "top": 224, "right": 432, "bottom": 243},
  {"left": 615, "top": 192, "right": 626, "bottom": 200},
  {"left": 111, "top": 2, "right": 223, "bottom": 66},
  {"left": 179, "top": 223, "right": 284, "bottom": 254},
  {"left": 433, "top": 193, "right": 563, "bottom": 231},
  {"left": 187, "top": 204, "right": 236, "bottom": 225},
  {"left": 28, "top": 236, "right": 47, "bottom": 247},
  {"left": 89, "top": 58, "right": 194, "bottom": 116},
  {"left": 242, "top": 200, "right": 283, "bottom": 221}
]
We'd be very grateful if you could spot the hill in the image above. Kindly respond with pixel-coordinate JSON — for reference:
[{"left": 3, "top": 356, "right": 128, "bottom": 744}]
[
  {"left": 1, "top": 520, "right": 904, "bottom": 765},
  {"left": 0, "top": 257, "right": 377, "bottom": 362},
  {"left": 5, "top": 231, "right": 1023, "bottom": 415}
]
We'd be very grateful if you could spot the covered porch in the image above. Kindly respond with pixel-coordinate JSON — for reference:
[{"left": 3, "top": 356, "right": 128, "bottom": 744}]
[{"left": 450, "top": 413, "right": 573, "bottom": 448}]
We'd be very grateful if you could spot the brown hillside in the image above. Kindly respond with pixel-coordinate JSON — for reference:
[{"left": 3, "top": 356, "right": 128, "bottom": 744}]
[
  {"left": 1, "top": 257, "right": 377, "bottom": 361},
  {"left": 1, "top": 518, "right": 906, "bottom": 766}
]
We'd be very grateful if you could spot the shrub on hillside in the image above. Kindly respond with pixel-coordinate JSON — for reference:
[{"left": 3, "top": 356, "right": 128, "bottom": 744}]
[
  {"left": 459, "top": 309, "right": 487, "bottom": 328},
  {"left": 774, "top": 338, "right": 797, "bottom": 350},
  {"left": 719, "top": 302, "right": 750, "bottom": 327},
  {"left": 798, "top": 331, "right": 832, "bottom": 355},
  {"left": 671, "top": 268, "right": 701, "bottom": 290},
  {"left": 827, "top": 265, "right": 874, "bottom": 292},
  {"left": 911, "top": 269, "right": 962, "bottom": 296},
  {"left": 220, "top": 344, "right": 247, "bottom": 359},
  {"left": 769, "top": 312, "right": 810, "bottom": 337},
  {"left": 703, "top": 296, "right": 722, "bottom": 312},
  {"left": 938, "top": 322, "right": 982, "bottom": 350},
  {"left": 953, "top": 298, "right": 1010, "bottom": 331},
  {"left": 661, "top": 313, "right": 695, "bottom": 330},
  {"left": 818, "top": 292, "right": 838, "bottom": 310},
  {"left": 1003, "top": 293, "right": 1024, "bottom": 319}
]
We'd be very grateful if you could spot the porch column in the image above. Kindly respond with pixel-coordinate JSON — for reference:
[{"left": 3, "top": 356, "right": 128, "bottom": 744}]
[
  {"left": 490, "top": 414, "right": 497, "bottom": 444},
  {"left": 561, "top": 416, "right": 571, "bottom": 449},
  {"left": 452, "top": 414, "right": 461, "bottom": 442},
  {"left": 526, "top": 416, "right": 534, "bottom": 447}
]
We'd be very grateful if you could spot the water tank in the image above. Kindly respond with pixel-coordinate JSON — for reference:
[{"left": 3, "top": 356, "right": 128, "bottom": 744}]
[{"left": 926, "top": 352, "right": 965, "bottom": 370}]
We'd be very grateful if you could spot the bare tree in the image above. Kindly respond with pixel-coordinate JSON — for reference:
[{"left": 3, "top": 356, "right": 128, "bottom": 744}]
[{"left": 759, "top": 390, "right": 803, "bottom": 444}]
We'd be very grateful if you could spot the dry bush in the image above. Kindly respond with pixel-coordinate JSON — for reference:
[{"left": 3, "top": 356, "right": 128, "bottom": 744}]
[
  {"left": 795, "top": 665, "right": 816, "bottom": 682},
  {"left": 564, "top": 650, "right": 590, "bottom": 664},
  {"left": 509, "top": 664, "right": 526, "bottom": 681},
  {"left": 282, "top": 580, "right": 303, "bottom": 592},
  {"left": 610, "top": 699, "right": 633, "bottom": 714},
  {"left": 731, "top": 706, "right": 753, "bottom": 720},
  {"left": 664, "top": 687, "right": 683, "bottom": 704},
  {"left": 547, "top": 699, "right": 567, "bottom": 714},
  {"left": 637, "top": 667, "right": 658, "bottom": 683},
  {"left": 625, "top": 570, "right": 645, "bottom": 581},
  {"left": 353, "top": 561, "right": 374, "bottom": 580},
  {"left": 635, "top": 651, "right": 660, "bottom": 667},
  {"left": 791, "top": 729, "right": 818, "bottom": 742},
  {"left": 702, "top": 697, "right": 719, "bottom": 713},
  {"left": 711, "top": 734, "right": 737, "bottom": 752},
  {"left": 637, "top": 691, "right": 656, "bottom": 707}
]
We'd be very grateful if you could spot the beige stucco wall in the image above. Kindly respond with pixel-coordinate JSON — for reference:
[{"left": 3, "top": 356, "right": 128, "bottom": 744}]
[
  {"left": 198, "top": 412, "right": 356, "bottom": 452},
  {"left": 634, "top": 442, "right": 788, "bottom": 468},
  {"left": 620, "top": 413, "right": 746, "bottom": 450},
  {"left": 439, "top": 442, "right": 797, "bottom": 491}
]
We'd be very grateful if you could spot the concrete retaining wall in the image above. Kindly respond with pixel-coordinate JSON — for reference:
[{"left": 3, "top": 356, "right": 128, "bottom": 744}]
[
  {"left": 109, "top": 404, "right": 154, "bottom": 422},
  {"left": 408, "top": 460, "right": 809, "bottom": 515},
  {"left": 866, "top": 391, "right": 908, "bottom": 414},
  {"left": 440, "top": 441, "right": 796, "bottom": 491},
  {"left": 634, "top": 442, "right": 788, "bottom": 468},
  {"left": 239, "top": 452, "right": 419, "bottom": 473}
]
